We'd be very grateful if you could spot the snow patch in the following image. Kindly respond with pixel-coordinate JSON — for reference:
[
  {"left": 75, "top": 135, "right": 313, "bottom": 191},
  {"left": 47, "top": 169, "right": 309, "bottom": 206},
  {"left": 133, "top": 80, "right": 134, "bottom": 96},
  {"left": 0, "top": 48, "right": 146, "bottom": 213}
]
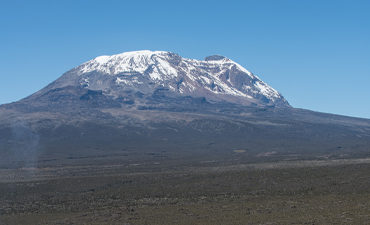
[
  {"left": 75, "top": 50, "right": 286, "bottom": 105},
  {"left": 94, "top": 55, "right": 110, "bottom": 64},
  {"left": 116, "top": 77, "right": 143, "bottom": 85}
]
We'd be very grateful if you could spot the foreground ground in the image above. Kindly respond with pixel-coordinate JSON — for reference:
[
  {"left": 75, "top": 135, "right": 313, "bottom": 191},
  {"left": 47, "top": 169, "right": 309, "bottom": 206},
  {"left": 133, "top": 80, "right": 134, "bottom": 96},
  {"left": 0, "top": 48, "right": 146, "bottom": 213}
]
[{"left": 1, "top": 158, "right": 370, "bottom": 224}]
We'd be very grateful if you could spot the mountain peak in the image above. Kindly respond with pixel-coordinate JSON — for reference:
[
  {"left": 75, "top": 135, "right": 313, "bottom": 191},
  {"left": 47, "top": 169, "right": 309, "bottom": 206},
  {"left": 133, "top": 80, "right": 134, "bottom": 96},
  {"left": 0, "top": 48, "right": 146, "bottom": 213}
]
[
  {"left": 93, "top": 50, "right": 170, "bottom": 64},
  {"left": 80, "top": 50, "right": 172, "bottom": 74},
  {"left": 27, "top": 50, "right": 290, "bottom": 107},
  {"left": 204, "top": 55, "right": 227, "bottom": 61}
]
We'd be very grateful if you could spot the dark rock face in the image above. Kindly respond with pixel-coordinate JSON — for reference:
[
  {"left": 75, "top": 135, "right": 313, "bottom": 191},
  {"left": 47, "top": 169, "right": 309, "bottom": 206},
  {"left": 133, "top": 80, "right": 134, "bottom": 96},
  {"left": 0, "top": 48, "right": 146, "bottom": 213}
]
[{"left": 204, "top": 55, "right": 226, "bottom": 61}]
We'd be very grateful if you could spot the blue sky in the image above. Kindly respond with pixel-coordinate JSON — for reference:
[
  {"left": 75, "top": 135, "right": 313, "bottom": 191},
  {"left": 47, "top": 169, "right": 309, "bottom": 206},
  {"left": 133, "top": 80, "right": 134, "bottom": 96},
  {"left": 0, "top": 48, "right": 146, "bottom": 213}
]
[{"left": 1, "top": 0, "right": 369, "bottom": 118}]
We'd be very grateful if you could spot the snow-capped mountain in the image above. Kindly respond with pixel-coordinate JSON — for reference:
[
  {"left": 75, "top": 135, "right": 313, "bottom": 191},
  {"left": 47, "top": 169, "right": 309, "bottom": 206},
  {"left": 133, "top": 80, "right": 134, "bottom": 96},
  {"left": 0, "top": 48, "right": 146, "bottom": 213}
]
[
  {"left": 3, "top": 51, "right": 370, "bottom": 170},
  {"left": 27, "top": 50, "right": 290, "bottom": 107}
]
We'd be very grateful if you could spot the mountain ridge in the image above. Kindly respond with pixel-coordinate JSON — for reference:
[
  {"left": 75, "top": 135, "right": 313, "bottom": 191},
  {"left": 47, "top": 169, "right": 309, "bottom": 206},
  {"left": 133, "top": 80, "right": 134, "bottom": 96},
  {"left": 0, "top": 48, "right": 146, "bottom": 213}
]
[{"left": 22, "top": 50, "right": 290, "bottom": 108}]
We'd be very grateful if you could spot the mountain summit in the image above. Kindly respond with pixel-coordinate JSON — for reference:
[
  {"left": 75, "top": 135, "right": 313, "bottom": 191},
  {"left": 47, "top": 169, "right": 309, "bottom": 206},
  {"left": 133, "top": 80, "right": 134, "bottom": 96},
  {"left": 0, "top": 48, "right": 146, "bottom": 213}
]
[{"left": 25, "top": 50, "right": 290, "bottom": 107}]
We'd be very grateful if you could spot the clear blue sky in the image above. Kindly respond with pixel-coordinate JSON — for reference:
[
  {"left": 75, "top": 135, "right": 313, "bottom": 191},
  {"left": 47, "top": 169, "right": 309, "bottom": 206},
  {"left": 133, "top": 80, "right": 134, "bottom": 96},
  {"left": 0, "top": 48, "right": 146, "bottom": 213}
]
[{"left": 1, "top": 0, "right": 369, "bottom": 119}]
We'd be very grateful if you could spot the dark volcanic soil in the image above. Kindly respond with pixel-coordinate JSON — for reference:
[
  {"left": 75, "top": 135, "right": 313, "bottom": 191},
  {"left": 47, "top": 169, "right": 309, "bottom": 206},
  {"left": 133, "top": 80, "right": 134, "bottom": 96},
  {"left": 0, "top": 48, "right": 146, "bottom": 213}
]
[{"left": 1, "top": 158, "right": 370, "bottom": 224}]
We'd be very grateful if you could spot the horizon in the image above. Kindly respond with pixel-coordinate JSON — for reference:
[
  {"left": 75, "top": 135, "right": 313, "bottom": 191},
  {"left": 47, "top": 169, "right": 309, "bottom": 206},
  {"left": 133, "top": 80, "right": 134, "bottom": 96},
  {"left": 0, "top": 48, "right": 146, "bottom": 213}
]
[{"left": 1, "top": 0, "right": 369, "bottom": 119}]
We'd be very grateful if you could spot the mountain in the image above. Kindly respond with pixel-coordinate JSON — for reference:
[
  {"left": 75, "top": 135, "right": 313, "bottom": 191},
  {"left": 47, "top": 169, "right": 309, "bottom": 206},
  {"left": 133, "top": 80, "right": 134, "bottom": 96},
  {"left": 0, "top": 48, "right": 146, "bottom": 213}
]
[
  {"left": 22, "top": 50, "right": 290, "bottom": 108},
  {"left": 1, "top": 50, "right": 370, "bottom": 169}
]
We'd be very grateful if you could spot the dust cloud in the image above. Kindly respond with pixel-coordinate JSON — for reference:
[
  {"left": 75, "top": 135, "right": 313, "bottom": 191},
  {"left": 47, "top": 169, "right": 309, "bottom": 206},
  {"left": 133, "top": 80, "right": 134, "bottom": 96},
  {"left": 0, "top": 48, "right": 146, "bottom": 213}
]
[{"left": 9, "top": 118, "right": 40, "bottom": 169}]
